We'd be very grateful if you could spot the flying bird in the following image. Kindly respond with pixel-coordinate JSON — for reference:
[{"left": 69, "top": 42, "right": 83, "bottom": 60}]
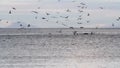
[
  {"left": 77, "top": 22, "right": 82, "bottom": 24},
  {"left": 32, "top": 11, "right": 38, "bottom": 14},
  {"left": 77, "top": 18, "right": 82, "bottom": 20},
  {"left": 112, "top": 23, "right": 115, "bottom": 27},
  {"left": 62, "top": 23, "right": 67, "bottom": 26},
  {"left": 46, "top": 12, "right": 50, "bottom": 15},
  {"left": 9, "top": 10, "right": 12, "bottom": 14},
  {"left": 27, "top": 24, "right": 31, "bottom": 27},
  {"left": 99, "top": 7, "right": 103, "bottom": 9},
  {"left": 116, "top": 19, "right": 119, "bottom": 21},
  {"left": 80, "top": 2, "right": 86, "bottom": 5},
  {"left": 6, "top": 21, "right": 8, "bottom": 23},
  {"left": 78, "top": 10, "right": 83, "bottom": 13},
  {"left": 56, "top": 21, "right": 59, "bottom": 23},
  {"left": 12, "top": 7, "right": 16, "bottom": 10},
  {"left": 86, "top": 21, "right": 90, "bottom": 23},
  {"left": 20, "top": 24, "right": 23, "bottom": 27},
  {"left": 65, "top": 16, "right": 69, "bottom": 18},
  {"left": 87, "top": 13, "right": 90, "bottom": 16},
  {"left": 38, "top": 7, "right": 40, "bottom": 9},
  {"left": 42, "top": 17, "right": 46, "bottom": 19},
  {"left": 118, "top": 17, "right": 120, "bottom": 20},
  {"left": 35, "top": 16, "right": 38, "bottom": 19},
  {"left": 66, "top": 9, "right": 71, "bottom": 12},
  {"left": 58, "top": 0, "right": 61, "bottom": 2}
]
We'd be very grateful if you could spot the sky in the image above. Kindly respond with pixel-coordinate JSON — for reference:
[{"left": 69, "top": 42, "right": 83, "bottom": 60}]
[{"left": 0, "top": 0, "right": 120, "bottom": 28}]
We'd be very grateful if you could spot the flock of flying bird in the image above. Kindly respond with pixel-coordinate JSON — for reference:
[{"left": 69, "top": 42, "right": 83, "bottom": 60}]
[{"left": 0, "top": 0, "right": 120, "bottom": 28}]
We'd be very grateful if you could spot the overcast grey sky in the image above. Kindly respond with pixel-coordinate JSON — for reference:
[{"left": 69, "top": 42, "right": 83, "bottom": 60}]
[{"left": 0, "top": 0, "right": 120, "bottom": 28}]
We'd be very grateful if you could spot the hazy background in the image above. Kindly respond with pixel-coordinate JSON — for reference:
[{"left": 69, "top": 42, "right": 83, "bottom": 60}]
[{"left": 0, "top": 0, "right": 120, "bottom": 28}]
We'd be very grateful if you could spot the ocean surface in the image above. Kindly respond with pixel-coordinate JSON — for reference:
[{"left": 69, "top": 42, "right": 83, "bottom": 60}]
[{"left": 0, "top": 28, "right": 120, "bottom": 68}]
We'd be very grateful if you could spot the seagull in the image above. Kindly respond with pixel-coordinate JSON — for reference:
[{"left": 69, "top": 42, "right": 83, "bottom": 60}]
[
  {"left": 99, "top": 7, "right": 103, "bottom": 9},
  {"left": 51, "top": 16, "right": 58, "bottom": 18},
  {"left": 80, "top": 2, "right": 86, "bottom": 5},
  {"left": 87, "top": 13, "right": 90, "bottom": 16},
  {"left": 65, "top": 16, "right": 69, "bottom": 18},
  {"left": 66, "top": 9, "right": 71, "bottom": 12},
  {"left": 116, "top": 19, "right": 119, "bottom": 21},
  {"left": 27, "top": 24, "right": 31, "bottom": 27},
  {"left": 46, "top": 12, "right": 50, "bottom": 15},
  {"left": 35, "top": 16, "right": 38, "bottom": 19},
  {"left": 60, "top": 16, "right": 69, "bottom": 19},
  {"left": 42, "top": 17, "right": 46, "bottom": 19},
  {"left": 77, "top": 6, "right": 81, "bottom": 8},
  {"left": 6, "top": 21, "right": 8, "bottom": 23},
  {"left": 77, "top": 22, "right": 82, "bottom": 24},
  {"left": 72, "top": 1, "right": 76, "bottom": 2},
  {"left": 112, "top": 23, "right": 114, "bottom": 27},
  {"left": 77, "top": 18, "right": 82, "bottom": 20},
  {"left": 20, "top": 24, "right": 23, "bottom": 27},
  {"left": 86, "top": 21, "right": 90, "bottom": 23},
  {"left": 17, "top": 21, "right": 21, "bottom": 23},
  {"left": 12, "top": 7, "right": 16, "bottom": 10},
  {"left": 78, "top": 10, "right": 83, "bottom": 13},
  {"left": 32, "top": 11, "right": 38, "bottom": 14},
  {"left": 38, "top": 7, "right": 40, "bottom": 9},
  {"left": 118, "top": 17, "right": 120, "bottom": 19},
  {"left": 80, "top": 27, "right": 84, "bottom": 29},
  {"left": 56, "top": 21, "right": 59, "bottom": 23},
  {"left": 69, "top": 27, "right": 74, "bottom": 29},
  {"left": 58, "top": 0, "right": 61, "bottom": 2},
  {"left": 9, "top": 10, "right": 12, "bottom": 14},
  {"left": 62, "top": 23, "right": 67, "bottom": 26}
]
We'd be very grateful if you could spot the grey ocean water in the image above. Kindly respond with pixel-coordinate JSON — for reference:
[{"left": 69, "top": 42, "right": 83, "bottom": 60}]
[{"left": 0, "top": 28, "right": 120, "bottom": 68}]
